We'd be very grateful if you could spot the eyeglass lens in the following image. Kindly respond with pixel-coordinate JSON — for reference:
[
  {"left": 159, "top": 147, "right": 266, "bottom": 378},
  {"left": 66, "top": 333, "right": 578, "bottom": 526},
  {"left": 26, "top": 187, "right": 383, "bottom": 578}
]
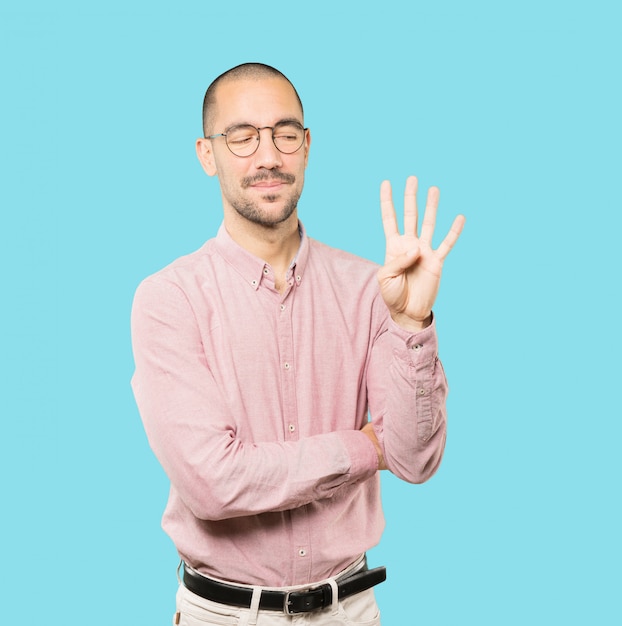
[{"left": 225, "top": 123, "right": 305, "bottom": 157}]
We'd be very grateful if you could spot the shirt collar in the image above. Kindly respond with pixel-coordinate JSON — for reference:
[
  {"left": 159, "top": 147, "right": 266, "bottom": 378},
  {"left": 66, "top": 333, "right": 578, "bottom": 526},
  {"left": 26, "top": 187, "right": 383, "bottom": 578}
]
[{"left": 213, "top": 222, "right": 310, "bottom": 291}]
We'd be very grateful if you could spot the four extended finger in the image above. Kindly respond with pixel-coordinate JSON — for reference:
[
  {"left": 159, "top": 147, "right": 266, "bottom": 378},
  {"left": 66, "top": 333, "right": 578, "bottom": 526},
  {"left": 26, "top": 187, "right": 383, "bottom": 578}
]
[
  {"left": 380, "top": 180, "right": 399, "bottom": 238},
  {"left": 419, "top": 186, "right": 439, "bottom": 244},
  {"left": 436, "top": 215, "right": 466, "bottom": 260},
  {"left": 403, "top": 175, "right": 418, "bottom": 237}
]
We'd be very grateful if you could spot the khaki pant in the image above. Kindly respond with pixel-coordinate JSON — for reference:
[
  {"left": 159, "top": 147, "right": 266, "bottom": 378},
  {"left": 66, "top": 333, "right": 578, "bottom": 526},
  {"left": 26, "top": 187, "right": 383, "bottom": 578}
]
[{"left": 174, "top": 560, "right": 381, "bottom": 626}]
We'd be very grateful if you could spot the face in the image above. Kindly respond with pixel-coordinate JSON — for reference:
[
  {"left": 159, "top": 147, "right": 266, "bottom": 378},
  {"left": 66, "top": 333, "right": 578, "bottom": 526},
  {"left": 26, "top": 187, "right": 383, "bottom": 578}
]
[{"left": 196, "top": 77, "right": 311, "bottom": 229}]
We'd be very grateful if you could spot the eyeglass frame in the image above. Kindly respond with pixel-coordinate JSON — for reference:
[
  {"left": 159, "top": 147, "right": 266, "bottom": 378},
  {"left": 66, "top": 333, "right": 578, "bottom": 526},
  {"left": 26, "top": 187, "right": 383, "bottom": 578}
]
[{"left": 206, "top": 120, "right": 309, "bottom": 157}]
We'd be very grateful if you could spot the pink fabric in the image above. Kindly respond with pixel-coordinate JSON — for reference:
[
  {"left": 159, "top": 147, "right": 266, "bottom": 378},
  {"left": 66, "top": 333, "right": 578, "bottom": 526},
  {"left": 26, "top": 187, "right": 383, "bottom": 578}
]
[{"left": 131, "top": 223, "right": 448, "bottom": 587}]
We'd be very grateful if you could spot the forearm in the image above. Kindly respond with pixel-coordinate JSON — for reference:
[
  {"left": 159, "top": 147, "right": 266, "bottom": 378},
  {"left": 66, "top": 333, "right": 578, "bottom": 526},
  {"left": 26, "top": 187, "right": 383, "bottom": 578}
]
[
  {"left": 367, "top": 315, "right": 448, "bottom": 483},
  {"left": 141, "top": 415, "right": 378, "bottom": 521}
]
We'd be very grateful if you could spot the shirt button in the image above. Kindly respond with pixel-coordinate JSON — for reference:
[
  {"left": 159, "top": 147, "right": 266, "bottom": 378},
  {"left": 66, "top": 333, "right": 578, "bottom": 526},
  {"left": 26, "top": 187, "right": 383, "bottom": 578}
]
[
  {"left": 288, "top": 424, "right": 296, "bottom": 432},
  {"left": 251, "top": 279, "right": 258, "bottom": 287},
  {"left": 412, "top": 343, "right": 423, "bottom": 351},
  {"left": 419, "top": 388, "right": 426, "bottom": 395},
  {"left": 298, "top": 549, "right": 307, "bottom": 557},
  {"left": 296, "top": 275, "right": 301, "bottom": 282},
  {"left": 284, "top": 362, "right": 291, "bottom": 370},
  {"left": 280, "top": 304, "right": 286, "bottom": 311},
  {"left": 263, "top": 268, "right": 269, "bottom": 275}
]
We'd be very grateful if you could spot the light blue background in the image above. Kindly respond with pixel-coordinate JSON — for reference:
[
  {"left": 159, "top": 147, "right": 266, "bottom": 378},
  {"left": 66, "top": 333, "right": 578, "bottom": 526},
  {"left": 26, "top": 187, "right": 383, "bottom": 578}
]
[{"left": 2, "top": 1, "right": 620, "bottom": 624}]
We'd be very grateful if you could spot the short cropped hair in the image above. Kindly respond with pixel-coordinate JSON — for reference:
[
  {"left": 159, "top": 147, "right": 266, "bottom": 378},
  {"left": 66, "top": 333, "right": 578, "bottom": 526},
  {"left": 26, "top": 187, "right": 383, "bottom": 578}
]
[{"left": 202, "top": 63, "right": 304, "bottom": 136}]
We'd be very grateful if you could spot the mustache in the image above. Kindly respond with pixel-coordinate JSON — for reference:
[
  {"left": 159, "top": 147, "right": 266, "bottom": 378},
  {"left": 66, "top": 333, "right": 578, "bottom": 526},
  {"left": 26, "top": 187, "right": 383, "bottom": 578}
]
[{"left": 241, "top": 170, "right": 295, "bottom": 188}]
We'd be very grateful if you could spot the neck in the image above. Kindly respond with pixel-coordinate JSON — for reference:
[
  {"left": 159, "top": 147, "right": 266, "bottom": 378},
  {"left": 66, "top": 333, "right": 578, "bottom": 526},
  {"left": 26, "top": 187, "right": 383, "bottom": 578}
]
[{"left": 224, "top": 211, "right": 301, "bottom": 288}]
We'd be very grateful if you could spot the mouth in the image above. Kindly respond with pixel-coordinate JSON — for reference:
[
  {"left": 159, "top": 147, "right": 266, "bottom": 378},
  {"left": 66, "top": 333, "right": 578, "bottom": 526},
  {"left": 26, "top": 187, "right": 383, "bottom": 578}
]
[{"left": 250, "top": 180, "right": 287, "bottom": 191}]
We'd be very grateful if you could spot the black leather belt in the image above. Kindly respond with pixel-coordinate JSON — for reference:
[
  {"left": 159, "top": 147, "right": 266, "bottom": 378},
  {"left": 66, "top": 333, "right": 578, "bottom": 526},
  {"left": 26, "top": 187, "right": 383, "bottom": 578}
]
[{"left": 182, "top": 562, "right": 387, "bottom": 615}]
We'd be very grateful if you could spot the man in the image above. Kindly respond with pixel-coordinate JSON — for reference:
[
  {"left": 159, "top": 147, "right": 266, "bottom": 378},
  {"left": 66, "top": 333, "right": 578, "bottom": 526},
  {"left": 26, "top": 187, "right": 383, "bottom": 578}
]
[{"left": 131, "top": 62, "right": 464, "bottom": 625}]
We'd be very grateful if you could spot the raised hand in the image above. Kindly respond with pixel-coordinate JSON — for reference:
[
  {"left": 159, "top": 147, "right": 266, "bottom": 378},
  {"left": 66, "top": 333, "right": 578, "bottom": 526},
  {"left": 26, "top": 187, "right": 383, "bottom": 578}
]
[{"left": 377, "top": 176, "right": 465, "bottom": 332}]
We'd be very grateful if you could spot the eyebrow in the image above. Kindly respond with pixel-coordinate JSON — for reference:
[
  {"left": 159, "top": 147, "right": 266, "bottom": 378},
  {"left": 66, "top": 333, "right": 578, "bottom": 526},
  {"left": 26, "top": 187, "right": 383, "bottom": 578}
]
[{"left": 223, "top": 118, "right": 304, "bottom": 133}]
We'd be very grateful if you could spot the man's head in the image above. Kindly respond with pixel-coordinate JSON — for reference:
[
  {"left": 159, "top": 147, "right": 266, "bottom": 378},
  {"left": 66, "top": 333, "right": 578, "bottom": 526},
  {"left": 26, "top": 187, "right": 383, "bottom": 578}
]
[
  {"left": 196, "top": 63, "right": 310, "bottom": 229},
  {"left": 201, "top": 63, "right": 304, "bottom": 137}
]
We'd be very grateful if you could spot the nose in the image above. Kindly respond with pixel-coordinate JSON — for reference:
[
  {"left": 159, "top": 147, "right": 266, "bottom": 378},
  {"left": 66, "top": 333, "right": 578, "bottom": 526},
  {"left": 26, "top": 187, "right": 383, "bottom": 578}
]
[{"left": 252, "top": 127, "right": 283, "bottom": 169}]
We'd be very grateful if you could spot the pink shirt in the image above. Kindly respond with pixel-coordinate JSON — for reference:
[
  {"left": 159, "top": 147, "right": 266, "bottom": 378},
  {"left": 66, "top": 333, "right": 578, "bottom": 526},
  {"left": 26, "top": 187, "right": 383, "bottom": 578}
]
[{"left": 131, "top": 224, "right": 448, "bottom": 587}]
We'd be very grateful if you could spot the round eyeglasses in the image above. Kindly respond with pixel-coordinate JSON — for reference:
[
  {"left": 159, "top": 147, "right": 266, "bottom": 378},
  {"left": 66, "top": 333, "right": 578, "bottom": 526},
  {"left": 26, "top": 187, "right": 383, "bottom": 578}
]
[{"left": 207, "top": 121, "right": 307, "bottom": 157}]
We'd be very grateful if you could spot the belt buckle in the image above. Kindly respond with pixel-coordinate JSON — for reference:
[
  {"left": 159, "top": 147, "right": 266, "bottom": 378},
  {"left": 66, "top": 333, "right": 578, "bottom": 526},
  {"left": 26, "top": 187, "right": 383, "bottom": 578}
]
[
  {"left": 284, "top": 586, "right": 324, "bottom": 615},
  {"left": 283, "top": 590, "right": 297, "bottom": 615}
]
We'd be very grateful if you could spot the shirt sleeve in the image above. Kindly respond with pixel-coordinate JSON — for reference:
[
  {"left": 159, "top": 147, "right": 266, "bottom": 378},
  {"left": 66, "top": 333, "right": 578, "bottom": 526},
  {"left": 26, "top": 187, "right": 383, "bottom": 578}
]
[
  {"left": 130, "top": 277, "right": 378, "bottom": 522},
  {"left": 366, "top": 296, "right": 448, "bottom": 484}
]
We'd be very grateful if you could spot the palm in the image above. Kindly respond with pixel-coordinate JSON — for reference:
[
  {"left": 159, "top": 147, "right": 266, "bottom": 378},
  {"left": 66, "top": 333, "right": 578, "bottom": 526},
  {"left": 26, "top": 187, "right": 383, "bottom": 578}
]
[{"left": 378, "top": 176, "right": 465, "bottom": 330}]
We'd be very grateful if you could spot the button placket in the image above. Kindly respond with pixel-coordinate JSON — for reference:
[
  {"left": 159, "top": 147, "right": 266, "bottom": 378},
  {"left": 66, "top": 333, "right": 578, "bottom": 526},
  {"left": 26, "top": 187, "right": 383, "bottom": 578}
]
[
  {"left": 290, "top": 504, "right": 313, "bottom": 582},
  {"left": 277, "top": 288, "right": 297, "bottom": 442}
]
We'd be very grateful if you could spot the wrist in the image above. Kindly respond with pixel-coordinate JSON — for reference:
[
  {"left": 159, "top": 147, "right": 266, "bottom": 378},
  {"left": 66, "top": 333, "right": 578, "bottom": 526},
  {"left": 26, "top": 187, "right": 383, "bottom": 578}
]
[
  {"left": 361, "top": 423, "right": 386, "bottom": 470},
  {"left": 391, "top": 312, "right": 432, "bottom": 332}
]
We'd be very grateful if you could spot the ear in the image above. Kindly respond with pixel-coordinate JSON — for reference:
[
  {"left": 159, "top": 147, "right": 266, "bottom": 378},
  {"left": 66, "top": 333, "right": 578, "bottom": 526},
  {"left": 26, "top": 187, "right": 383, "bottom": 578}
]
[
  {"left": 303, "top": 128, "right": 312, "bottom": 168},
  {"left": 196, "top": 137, "right": 218, "bottom": 176}
]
